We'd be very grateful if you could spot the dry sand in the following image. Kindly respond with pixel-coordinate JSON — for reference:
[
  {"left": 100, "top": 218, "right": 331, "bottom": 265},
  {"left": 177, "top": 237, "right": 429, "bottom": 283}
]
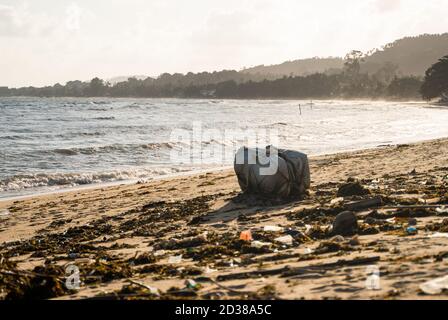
[{"left": 1, "top": 138, "right": 448, "bottom": 300}]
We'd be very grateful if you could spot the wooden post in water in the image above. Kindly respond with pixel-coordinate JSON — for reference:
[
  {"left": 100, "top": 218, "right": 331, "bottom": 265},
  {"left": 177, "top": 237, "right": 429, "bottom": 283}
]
[{"left": 299, "top": 104, "right": 302, "bottom": 115}]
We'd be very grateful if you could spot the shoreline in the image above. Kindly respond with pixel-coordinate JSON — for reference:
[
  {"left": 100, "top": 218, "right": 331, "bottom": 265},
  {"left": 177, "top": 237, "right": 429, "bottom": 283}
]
[
  {"left": 0, "top": 95, "right": 429, "bottom": 103},
  {"left": 1, "top": 136, "right": 447, "bottom": 203},
  {"left": 1, "top": 137, "right": 448, "bottom": 300}
]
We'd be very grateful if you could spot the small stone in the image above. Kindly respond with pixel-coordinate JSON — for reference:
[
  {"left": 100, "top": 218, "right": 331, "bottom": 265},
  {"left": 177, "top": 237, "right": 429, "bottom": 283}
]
[
  {"left": 349, "top": 236, "right": 360, "bottom": 246},
  {"left": 332, "top": 211, "right": 358, "bottom": 236}
]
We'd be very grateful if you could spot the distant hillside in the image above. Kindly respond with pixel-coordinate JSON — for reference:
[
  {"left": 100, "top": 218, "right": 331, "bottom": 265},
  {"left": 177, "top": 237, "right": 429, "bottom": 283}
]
[
  {"left": 241, "top": 57, "right": 344, "bottom": 78},
  {"left": 362, "top": 33, "right": 448, "bottom": 76},
  {"left": 240, "top": 33, "right": 448, "bottom": 79}
]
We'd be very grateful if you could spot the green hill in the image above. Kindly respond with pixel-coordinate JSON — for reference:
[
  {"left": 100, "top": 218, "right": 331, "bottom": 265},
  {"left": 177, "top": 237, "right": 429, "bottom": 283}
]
[{"left": 240, "top": 33, "right": 448, "bottom": 79}]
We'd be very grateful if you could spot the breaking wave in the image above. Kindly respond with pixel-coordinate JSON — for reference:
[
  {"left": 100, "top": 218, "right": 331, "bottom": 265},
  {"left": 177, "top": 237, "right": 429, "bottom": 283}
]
[{"left": 0, "top": 167, "right": 190, "bottom": 193}]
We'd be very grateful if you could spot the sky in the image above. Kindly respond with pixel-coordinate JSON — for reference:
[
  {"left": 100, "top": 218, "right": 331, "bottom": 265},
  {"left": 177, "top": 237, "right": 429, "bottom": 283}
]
[{"left": 0, "top": 0, "right": 447, "bottom": 87}]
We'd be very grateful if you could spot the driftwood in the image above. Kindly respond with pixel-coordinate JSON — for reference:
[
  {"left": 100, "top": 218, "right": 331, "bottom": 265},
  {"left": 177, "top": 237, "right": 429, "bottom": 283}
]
[{"left": 345, "top": 196, "right": 383, "bottom": 211}]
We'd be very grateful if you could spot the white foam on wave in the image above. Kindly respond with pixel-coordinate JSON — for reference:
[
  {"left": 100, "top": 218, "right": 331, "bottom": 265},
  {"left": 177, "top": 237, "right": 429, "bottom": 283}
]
[{"left": 0, "top": 167, "right": 192, "bottom": 193}]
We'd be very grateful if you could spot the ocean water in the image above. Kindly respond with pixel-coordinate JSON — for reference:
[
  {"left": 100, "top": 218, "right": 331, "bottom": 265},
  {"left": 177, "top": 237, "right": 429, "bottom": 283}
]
[{"left": 1, "top": 97, "right": 448, "bottom": 199}]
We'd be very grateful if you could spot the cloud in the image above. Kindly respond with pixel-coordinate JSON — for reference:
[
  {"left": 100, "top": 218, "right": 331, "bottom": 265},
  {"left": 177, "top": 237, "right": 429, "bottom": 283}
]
[
  {"left": 0, "top": 4, "right": 27, "bottom": 37},
  {"left": 0, "top": 4, "right": 56, "bottom": 38},
  {"left": 190, "top": 10, "right": 271, "bottom": 48},
  {"left": 374, "top": 0, "right": 401, "bottom": 13}
]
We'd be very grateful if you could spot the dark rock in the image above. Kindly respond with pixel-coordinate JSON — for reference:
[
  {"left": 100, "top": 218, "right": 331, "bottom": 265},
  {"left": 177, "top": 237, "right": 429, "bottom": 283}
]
[
  {"left": 332, "top": 211, "right": 358, "bottom": 236},
  {"left": 337, "top": 181, "right": 370, "bottom": 197}
]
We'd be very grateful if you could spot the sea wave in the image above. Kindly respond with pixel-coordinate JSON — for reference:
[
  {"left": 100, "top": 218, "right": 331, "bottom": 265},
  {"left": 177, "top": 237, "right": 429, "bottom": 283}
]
[
  {"left": 0, "top": 167, "right": 188, "bottom": 192},
  {"left": 48, "top": 140, "right": 229, "bottom": 156}
]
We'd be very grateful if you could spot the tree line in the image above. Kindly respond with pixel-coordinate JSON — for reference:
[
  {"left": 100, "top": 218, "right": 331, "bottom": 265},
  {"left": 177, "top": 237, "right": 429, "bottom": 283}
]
[{"left": 1, "top": 54, "right": 446, "bottom": 101}]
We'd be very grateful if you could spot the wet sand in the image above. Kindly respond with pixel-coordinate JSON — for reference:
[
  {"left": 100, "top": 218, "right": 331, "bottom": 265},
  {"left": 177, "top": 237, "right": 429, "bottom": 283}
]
[{"left": 1, "top": 138, "right": 448, "bottom": 300}]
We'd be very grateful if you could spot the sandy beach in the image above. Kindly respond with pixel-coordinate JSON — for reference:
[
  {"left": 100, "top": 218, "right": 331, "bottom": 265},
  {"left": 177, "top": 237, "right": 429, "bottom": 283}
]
[{"left": 1, "top": 137, "right": 448, "bottom": 300}]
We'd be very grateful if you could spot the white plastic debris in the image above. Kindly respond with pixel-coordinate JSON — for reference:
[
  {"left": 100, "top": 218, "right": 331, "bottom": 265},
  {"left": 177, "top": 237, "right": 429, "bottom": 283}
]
[
  {"left": 168, "top": 254, "right": 183, "bottom": 264},
  {"left": 204, "top": 266, "right": 217, "bottom": 274},
  {"left": 0, "top": 209, "right": 10, "bottom": 216},
  {"left": 436, "top": 206, "right": 448, "bottom": 214},
  {"left": 274, "top": 235, "right": 293, "bottom": 246},
  {"left": 305, "top": 224, "right": 313, "bottom": 235},
  {"left": 428, "top": 232, "right": 448, "bottom": 238},
  {"left": 330, "top": 197, "right": 344, "bottom": 205},
  {"left": 185, "top": 279, "right": 199, "bottom": 289},
  {"left": 154, "top": 250, "right": 166, "bottom": 256},
  {"left": 251, "top": 240, "right": 271, "bottom": 248},
  {"left": 420, "top": 275, "right": 448, "bottom": 295},
  {"left": 148, "top": 286, "right": 160, "bottom": 296},
  {"left": 304, "top": 247, "right": 314, "bottom": 254},
  {"left": 263, "top": 225, "right": 283, "bottom": 232}
]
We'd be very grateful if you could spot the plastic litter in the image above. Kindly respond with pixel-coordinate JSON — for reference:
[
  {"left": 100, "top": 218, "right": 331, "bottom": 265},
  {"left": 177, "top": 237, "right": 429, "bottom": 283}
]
[
  {"left": 263, "top": 225, "right": 283, "bottom": 232},
  {"left": 168, "top": 254, "right": 183, "bottom": 264},
  {"left": 185, "top": 279, "right": 199, "bottom": 290},
  {"left": 204, "top": 266, "right": 217, "bottom": 274},
  {"left": 436, "top": 206, "right": 448, "bottom": 214},
  {"left": 251, "top": 240, "right": 271, "bottom": 248},
  {"left": 154, "top": 250, "right": 166, "bottom": 256},
  {"left": 274, "top": 235, "right": 293, "bottom": 246},
  {"left": 420, "top": 275, "right": 448, "bottom": 295},
  {"left": 148, "top": 286, "right": 160, "bottom": 295},
  {"left": 239, "top": 230, "right": 253, "bottom": 241},
  {"left": 330, "top": 197, "right": 344, "bottom": 205},
  {"left": 428, "top": 232, "right": 448, "bottom": 238},
  {"left": 304, "top": 247, "right": 314, "bottom": 254},
  {"left": 406, "top": 226, "right": 418, "bottom": 235},
  {"left": 68, "top": 253, "right": 79, "bottom": 259},
  {"left": 305, "top": 224, "right": 313, "bottom": 235}
]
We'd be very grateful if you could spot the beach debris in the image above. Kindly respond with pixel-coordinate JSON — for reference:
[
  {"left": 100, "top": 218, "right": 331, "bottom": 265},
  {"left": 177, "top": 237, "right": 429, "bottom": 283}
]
[
  {"left": 263, "top": 225, "right": 283, "bottom": 232},
  {"left": 154, "top": 250, "right": 166, "bottom": 257},
  {"left": 390, "top": 247, "right": 400, "bottom": 254},
  {"left": 428, "top": 232, "right": 448, "bottom": 238},
  {"left": 0, "top": 209, "right": 10, "bottom": 216},
  {"left": 184, "top": 279, "right": 200, "bottom": 290},
  {"left": 436, "top": 206, "right": 448, "bottom": 214},
  {"left": 420, "top": 275, "right": 448, "bottom": 295},
  {"left": 408, "top": 218, "right": 418, "bottom": 226},
  {"left": 330, "top": 197, "right": 344, "bottom": 205},
  {"left": 154, "top": 234, "right": 208, "bottom": 250},
  {"left": 239, "top": 230, "right": 253, "bottom": 241},
  {"left": 127, "top": 280, "right": 160, "bottom": 296},
  {"left": 168, "top": 255, "right": 183, "bottom": 264},
  {"left": 128, "top": 252, "right": 157, "bottom": 266},
  {"left": 330, "top": 235, "right": 345, "bottom": 242},
  {"left": 406, "top": 226, "right": 418, "bottom": 235},
  {"left": 251, "top": 240, "right": 272, "bottom": 248},
  {"left": 425, "top": 218, "right": 448, "bottom": 233},
  {"left": 349, "top": 236, "right": 360, "bottom": 246},
  {"left": 304, "top": 247, "right": 314, "bottom": 254},
  {"left": 337, "top": 180, "right": 370, "bottom": 197},
  {"left": 345, "top": 196, "right": 383, "bottom": 211},
  {"left": 274, "top": 235, "right": 293, "bottom": 246},
  {"left": 68, "top": 253, "right": 79, "bottom": 259},
  {"left": 204, "top": 266, "right": 218, "bottom": 274},
  {"left": 331, "top": 211, "right": 358, "bottom": 236}
]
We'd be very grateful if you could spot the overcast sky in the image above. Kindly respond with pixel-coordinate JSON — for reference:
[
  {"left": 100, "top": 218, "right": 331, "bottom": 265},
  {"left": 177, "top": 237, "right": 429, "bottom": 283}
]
[{"left": 1, "top": 0, "right": 447, "bottom": 87}]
